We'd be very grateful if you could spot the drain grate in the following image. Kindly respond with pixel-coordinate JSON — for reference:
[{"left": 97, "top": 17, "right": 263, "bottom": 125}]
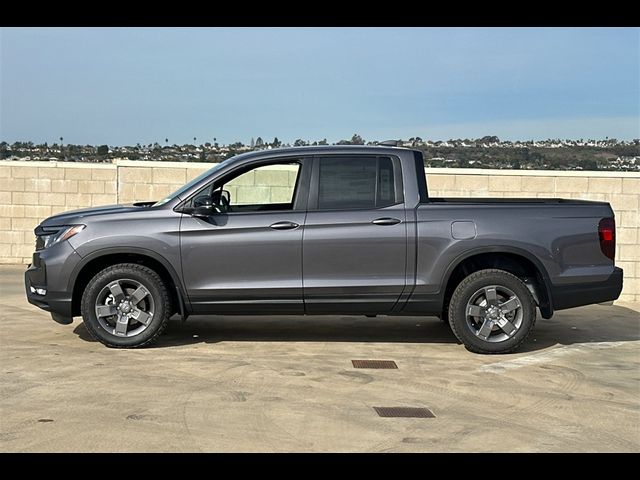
[
  {"left": 352, "top": 360, "right": 398, "bottom": 369},
  {"left": 373, "top": 407, "right": 435, "bottom": 418}
]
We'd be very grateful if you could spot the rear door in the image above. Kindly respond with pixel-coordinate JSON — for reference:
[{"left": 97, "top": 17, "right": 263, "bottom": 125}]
[{"left": 302, "top": 155, "right": 407, "bottom": 313}]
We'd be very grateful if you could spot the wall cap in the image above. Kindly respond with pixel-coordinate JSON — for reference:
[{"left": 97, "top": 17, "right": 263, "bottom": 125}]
[{"left": 0, "top": 160, "right": 115, "bottom": 169}]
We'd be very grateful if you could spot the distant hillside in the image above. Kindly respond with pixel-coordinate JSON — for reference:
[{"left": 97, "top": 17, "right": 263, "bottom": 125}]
[
  {"left": 416, "top": 144, "right": 639, "bottom": 171},
  {"left": 1, "top": 137, "right": 638, "bottom": 171}
]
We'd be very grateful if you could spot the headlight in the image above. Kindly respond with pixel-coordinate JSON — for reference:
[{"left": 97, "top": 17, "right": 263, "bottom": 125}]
[{"left": 36, "top": 225, "right": 85, "bottom": 250}]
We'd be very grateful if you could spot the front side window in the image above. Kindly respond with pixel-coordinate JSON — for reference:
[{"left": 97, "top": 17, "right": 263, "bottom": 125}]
[
  {"left": 191, "top": 161, "right": 301, "bottom": 213},
  {"left": 317, "top": 156, "right": 397, "bottom": 210},
  {"left": 223, "top": 162, "right": 300, "bottom": 211}
]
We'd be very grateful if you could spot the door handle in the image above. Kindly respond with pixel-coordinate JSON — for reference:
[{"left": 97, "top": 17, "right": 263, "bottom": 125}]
[
  {"left": 372, "top": 217, "right": 401, "bottom": 226},
  {"left": 270, "top": 221, "right": 300, "bottom": 230}
]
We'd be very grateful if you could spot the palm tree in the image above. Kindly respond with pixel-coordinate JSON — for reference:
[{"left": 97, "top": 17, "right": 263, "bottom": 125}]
[
  {"left": 165, "top": 138, "right": 168, "bottom": 145},
  {"left": 193, "top": 137, "right": 197, "bottom": 145}
]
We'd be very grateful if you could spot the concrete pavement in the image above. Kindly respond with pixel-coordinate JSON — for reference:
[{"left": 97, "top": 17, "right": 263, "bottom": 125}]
[{"left": 1, "top": 265, "right": 638, "bottom": 452}]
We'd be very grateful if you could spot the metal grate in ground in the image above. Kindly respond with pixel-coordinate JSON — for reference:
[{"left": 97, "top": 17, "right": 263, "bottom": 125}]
[
  {"left": 351, "top": 360, "right": 398, "bottom": 369},
  {"left": 373, "top": 407, "right": 435, "bottom": 418}
]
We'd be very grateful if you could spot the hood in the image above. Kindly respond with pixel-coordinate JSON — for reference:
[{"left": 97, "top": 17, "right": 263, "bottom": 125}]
[{"left": 40, "top": 202, "right": 156, "bottom": 227}]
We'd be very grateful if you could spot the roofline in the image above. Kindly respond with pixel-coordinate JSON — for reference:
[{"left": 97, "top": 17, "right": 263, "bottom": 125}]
[{"left": 224, "top": 144, "right": 415, "bottom": 164}]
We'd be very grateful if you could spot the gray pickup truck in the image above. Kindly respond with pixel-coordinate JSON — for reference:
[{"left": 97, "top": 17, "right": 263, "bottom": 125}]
[{"left": 25, "top": 146, "right": 623, "bottom": 353}]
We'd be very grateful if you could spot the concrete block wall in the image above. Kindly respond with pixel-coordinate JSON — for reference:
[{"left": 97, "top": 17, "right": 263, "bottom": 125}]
[
  {"left": 118, "top": 161, "right": 209, "bottom": 204},
  {"left": 1, "top": 160, "right": 638, "bottom": 301},
  {"left": 0, "top": 161, "right": 117, "bottom": 262}
]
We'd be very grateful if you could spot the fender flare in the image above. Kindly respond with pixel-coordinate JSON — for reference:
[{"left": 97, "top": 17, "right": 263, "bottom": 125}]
[
  {"left": 69, "top": 246, "right": 190, "bottom": 317},
  {"left": 440, "top": 245, "right": 555, "bottom": 318}
]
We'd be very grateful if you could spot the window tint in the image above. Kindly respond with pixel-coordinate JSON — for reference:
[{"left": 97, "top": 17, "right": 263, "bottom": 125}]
[
  {"left": 317, "top": 156, "right": 396, "bottom": 210},
  {"left": 377, "top": 157, "right": 395, "bottom": 206}
]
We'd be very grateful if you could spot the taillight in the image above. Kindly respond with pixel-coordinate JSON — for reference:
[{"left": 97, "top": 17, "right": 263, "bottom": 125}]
[{"left": 598, "top": 217, "right": 616, "bottom": 261}]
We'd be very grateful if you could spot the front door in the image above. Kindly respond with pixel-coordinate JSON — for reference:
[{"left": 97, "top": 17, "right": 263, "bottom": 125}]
[
  {"left": 180, "top": 158, "right": 310, "bottom": 314},
  {"left": 303, "top": 155, "right": 407, "bottom": 314}
]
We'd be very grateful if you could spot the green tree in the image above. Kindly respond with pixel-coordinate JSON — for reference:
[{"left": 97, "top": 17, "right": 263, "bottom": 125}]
[
  {"left": 272, "top": 137, "right": 281, "bottom": 148},
  {"left": 97, "top": 145, "right": 109, "bottom": 156},
  {"left": 351, "top": 134, "right": 364, "bottom": 145},
  {"left": 337, "top": 134, "right": 364, "bottom": 145}
]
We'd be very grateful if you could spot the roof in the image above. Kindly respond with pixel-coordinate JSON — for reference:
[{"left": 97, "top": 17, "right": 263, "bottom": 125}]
[{"left": 225, "top": 144, "right": 414, "bottom": 166}]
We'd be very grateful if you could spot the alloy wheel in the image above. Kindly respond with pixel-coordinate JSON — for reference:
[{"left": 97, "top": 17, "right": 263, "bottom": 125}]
[
  {"left": 465, "top": 284, "right": 523, "bottom": 343},
  {"left": 94, "top": 278, "right": 155, "bottom": 337}
]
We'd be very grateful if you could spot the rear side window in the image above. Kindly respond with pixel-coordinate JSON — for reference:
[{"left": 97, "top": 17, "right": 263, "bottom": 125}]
[
  {"left": 377, "top": 157, "right": 395, "bottom": 206},
  {"left": 317, "top": 156, "right": 397, "bottom": 210}
]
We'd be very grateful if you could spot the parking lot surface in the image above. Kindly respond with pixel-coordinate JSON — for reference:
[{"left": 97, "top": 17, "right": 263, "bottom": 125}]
[{"left": 1, "top": 265, "right": 638, "bottom": 452}]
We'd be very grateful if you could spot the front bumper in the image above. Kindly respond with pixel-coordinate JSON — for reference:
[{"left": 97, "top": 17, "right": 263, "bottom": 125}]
[
  {"left": 550, "top": 267, "right": 624, "bottom": 311},
  {"left": 24, "top": 241, "right": 82, "bottom": 323}
]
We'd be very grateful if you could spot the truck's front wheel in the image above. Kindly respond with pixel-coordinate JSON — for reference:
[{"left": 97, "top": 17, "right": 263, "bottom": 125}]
[
  {"left": 80, "top": 263, "right": 172, "bottom": 348},
  {"left": 448, "top": 269, "right": 536, "bottom": 354}
]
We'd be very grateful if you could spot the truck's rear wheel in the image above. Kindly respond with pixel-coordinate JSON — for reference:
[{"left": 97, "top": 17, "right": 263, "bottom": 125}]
[
  {"left": 80, "top": 263, "right": 171, "bottom": 348},
  {"left": 448, "top": 269, "right": 536, "bottom": 354}
]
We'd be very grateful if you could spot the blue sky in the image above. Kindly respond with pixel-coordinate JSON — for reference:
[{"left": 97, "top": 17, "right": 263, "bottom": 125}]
[{"left": 1, "top": 27, "right": 638, "bottom": 145}]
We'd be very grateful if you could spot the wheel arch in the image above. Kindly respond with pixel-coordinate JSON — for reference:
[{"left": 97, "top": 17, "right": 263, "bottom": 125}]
[
  {"left": 441, "top": 246, "right": 554, "bottom": 319},
  {"left": 70, "top": 247, "right": 188, "bottom": 319}
]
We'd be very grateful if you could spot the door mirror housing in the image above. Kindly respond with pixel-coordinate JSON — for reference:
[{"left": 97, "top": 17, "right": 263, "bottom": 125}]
[
  {"left": 188, "top": 195, "right": 221, "bottom": 217},
  {"left": 194, "top": 194, "right": 213, "bottom": 208},
  {"left": 192, "top": 204, "right": 219, "bottom": 217}
]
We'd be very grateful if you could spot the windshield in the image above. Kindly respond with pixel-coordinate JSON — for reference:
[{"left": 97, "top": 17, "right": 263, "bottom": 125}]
[{"left": 152, "top": 159, "right": 233, "bottom": 207}]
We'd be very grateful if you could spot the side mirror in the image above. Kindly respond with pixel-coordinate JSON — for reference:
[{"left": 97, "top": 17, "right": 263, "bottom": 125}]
[
  {"left": 192, "top": 204, "right": 218, "bottom": 217},
  {"left": 194, "top": 195, "right": 213, "bottom": 208},
  {"left": 190, "top": 195, "right": 220, "bottom": 217}
]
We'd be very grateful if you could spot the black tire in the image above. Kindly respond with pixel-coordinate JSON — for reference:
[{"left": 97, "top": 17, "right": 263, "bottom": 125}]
[
  {"left": 80, "top": 263, "right": 172, "bottom": 348},
  {"left": 448, "top": 269, "right": 536, "bottom": 354}
]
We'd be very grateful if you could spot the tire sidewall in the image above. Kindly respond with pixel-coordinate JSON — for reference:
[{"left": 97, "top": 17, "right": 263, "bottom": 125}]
[
  {"left": 81, "top": 265, "right": 168, "bottom": 348},
  {"left": 449, "top": 270, "right": 536, "bottom": 353}
]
